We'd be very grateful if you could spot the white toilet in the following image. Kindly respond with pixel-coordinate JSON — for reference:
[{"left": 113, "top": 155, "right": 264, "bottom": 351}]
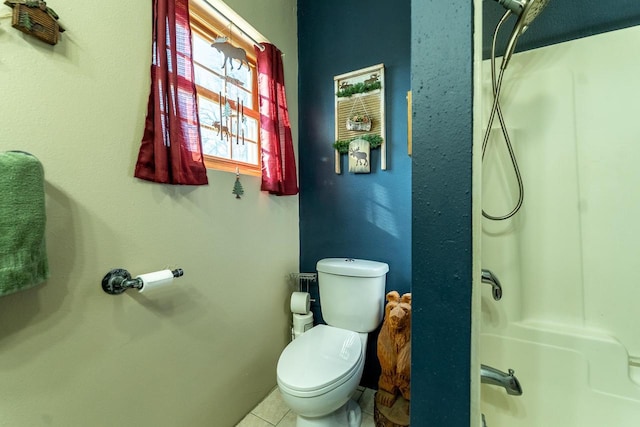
[{"left": 277, "top": 258, "right": 389, "bottom": 427}]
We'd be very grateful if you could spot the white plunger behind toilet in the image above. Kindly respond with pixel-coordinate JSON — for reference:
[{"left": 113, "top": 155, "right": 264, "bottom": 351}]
[{"left": 276, "top": 258, "right": 389, "bottom": 427}]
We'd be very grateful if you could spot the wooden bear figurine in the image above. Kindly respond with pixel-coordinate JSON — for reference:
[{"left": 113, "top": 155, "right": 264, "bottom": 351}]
[{"left": 376, "top": 291, "right": 412, "bottom": 408}]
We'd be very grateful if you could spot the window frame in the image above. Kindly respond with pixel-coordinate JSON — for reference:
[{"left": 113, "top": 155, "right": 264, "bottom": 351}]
[{"left": 189, "top": 1, "right": 262, "bottom": 176}]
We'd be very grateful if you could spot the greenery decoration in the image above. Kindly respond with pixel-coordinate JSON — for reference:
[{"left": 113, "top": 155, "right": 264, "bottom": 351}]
[
  {"left": 349, "top": 114, "right": 370, "bottom": 123},
  {"left": 333, "top": 134, "right": 383, "bottom": 154},
  {"left": 336, "top": 81, "right": 382, "bottom": 98},
  {"left": 18, "top": 11, "right": 32, "bottom": 30}
]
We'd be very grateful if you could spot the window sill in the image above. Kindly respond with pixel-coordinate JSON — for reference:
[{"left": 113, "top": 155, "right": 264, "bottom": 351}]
[{"left": 204, "top": 156, "right": 261, "bottom": 177}]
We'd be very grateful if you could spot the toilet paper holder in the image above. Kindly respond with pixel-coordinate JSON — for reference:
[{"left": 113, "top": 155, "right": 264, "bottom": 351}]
[
  {"left": 290, "top": 272, "right": 317, "bottom": 293},
  {"left": 101, "top": 268, "right": 184, "bottom": 295}
]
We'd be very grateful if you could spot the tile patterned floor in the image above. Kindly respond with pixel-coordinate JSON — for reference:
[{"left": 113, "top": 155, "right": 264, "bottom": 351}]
[{"left": 235, "top": 386, "right": 377, "bottom": 427}]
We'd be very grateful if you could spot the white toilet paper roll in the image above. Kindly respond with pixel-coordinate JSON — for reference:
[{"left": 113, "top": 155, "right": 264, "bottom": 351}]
[
  {"left": 137, "top": 270, "right": 175, "bottom": 293},
  {"left": 292, "top": 312, "right": 314, "bottom": 333},
  {"left": 290, "top": 291, "right": 311, "bottom": 314}
]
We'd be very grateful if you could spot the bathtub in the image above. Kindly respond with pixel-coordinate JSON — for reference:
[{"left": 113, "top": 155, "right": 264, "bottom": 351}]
[{"left": 481, "top": 322, "right": 640, "bottom": 426}]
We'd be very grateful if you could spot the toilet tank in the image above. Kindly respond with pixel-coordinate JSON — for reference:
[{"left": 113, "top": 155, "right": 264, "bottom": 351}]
[{"left": 316, "top": 258, "right": 389, "bottom": 333}]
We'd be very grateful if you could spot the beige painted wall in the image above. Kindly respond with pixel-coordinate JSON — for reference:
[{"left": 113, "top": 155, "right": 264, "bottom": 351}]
[{"left": 0, "top": 1, "right": 298, "bottom": 426}]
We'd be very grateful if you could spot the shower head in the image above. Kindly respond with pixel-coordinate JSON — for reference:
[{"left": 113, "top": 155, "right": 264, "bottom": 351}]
[
  {"left": 514, "top": 0, "right": 550, "bottom": 35},
  {"left": 494, "top": 0, "right": 551, "bottom": 69}
]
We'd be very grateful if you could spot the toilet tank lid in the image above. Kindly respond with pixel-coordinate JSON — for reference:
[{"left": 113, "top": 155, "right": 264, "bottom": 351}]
[{"left": 316, "top": 258, "right": 389, "bottom": 277}]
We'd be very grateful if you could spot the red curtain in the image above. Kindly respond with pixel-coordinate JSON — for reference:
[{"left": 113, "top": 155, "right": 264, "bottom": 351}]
[
  {"left": 255, "top": 43, "right": 298, "bottom": 196},
  {"left": 134, "top": 0, "right": 208, "bottom": 185}
]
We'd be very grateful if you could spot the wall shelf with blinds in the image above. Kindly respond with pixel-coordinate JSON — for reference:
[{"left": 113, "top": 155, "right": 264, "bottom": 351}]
[{"left": 334, "top": 64, "right": 386, "bottom": 174}]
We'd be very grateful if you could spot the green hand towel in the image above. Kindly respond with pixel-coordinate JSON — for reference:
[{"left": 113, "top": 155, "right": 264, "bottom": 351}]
[{"left": 0, "top": 151, "right": 49, "bottom": 296}]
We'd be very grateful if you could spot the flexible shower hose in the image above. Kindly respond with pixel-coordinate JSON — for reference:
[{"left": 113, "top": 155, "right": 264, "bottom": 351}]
[{"left": 482, "top": 10, "right": 525, "bottom": 221}]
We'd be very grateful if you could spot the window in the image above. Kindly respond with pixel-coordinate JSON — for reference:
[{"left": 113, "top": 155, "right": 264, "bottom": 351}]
[{"left": 189, "top": 1, "right": 261, "bottom": 176}]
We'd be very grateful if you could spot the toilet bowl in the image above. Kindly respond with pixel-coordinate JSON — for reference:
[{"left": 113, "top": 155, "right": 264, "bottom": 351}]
[
  {"left": 277, "top": 325, "right": 366, "bottom": 426},
  {"left": 277, "top": 258, "right": 389, "bottom": 427}
]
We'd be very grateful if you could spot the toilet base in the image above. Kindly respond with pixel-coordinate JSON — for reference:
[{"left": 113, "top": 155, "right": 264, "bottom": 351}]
[{"left": 296, "top": 398, "right": 362, "bottom": 427}]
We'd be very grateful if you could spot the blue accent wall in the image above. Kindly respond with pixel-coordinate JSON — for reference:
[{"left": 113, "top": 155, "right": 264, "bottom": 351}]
[
  {"left": 297, "top": 0, "right": 411, "bottom": 388},
  {"left": 410, "top": 1, "right": 473, "bottom": 425}
]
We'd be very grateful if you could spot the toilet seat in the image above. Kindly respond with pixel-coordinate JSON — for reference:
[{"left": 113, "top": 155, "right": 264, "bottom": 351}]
[{"left": 277, "top": 325, "right": 363, "bottom": 397}]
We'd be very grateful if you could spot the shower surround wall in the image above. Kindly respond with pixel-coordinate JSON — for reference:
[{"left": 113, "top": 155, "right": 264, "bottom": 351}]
[{"left": 481, "top": 26, "right": 640, "bottom": 425}]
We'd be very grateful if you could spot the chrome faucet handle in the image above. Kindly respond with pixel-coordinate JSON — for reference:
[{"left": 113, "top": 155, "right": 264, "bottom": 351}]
[{"left": 481, "top": 269, "right": 503, "bottom": 301}]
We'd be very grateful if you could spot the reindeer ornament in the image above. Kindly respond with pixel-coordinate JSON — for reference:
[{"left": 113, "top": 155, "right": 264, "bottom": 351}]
[{"left": 211, "top": 37, "right": 249, "bottom": 71}]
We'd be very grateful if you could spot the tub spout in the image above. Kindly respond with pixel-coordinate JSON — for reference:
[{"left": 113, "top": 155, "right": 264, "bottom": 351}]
[
  {"left": 481, "top": 269, "right": 503, "bottom": 301},
  {"left": 481, "top": 364, "right": 523, "bottom": 395}
]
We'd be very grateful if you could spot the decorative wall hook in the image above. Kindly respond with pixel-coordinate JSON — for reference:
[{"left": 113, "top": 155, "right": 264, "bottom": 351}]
[
  {"left": 4, "top": 1, "right": 65, "bottom": 45},
  {"left": 101, "top": 268, "right": 184, "bottom": 295}
]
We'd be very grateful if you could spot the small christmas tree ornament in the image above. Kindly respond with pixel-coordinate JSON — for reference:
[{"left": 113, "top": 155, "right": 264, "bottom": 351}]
[{"left": 232, "top": 168, "right": 244, "bottom": 199}]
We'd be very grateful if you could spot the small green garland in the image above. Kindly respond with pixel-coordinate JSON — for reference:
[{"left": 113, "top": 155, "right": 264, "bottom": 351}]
[
  {"left": 18, "top": 11, "right": 32, "bottom": 30},
  {"left": 336, "top": 81, "right": 382, "bottom": 98},
  {"left": 333, "top": 134, "right": 384, "bottom": 154}
]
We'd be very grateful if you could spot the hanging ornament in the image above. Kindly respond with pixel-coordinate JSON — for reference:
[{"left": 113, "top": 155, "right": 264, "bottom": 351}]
[
  {"left": 217, "top": 95, "right": 231, "bottom": 143},
  {"left": 235, "top": 96, "right": 240, "bottom": 145},
  {"left": 210, "top": 23, "right": 249, "bottom": 71},
  {"left": 240, "top": 100, "right": 246, "bottom": 145},
  {"left": 214, "top": 92, "right": 230, "bottom": 141},
  {"left": 232, "top": 168, "right": 244, "bottom": 199},
  {"left": 223, "top": 100, "right": 232, "bottom": 119}
]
